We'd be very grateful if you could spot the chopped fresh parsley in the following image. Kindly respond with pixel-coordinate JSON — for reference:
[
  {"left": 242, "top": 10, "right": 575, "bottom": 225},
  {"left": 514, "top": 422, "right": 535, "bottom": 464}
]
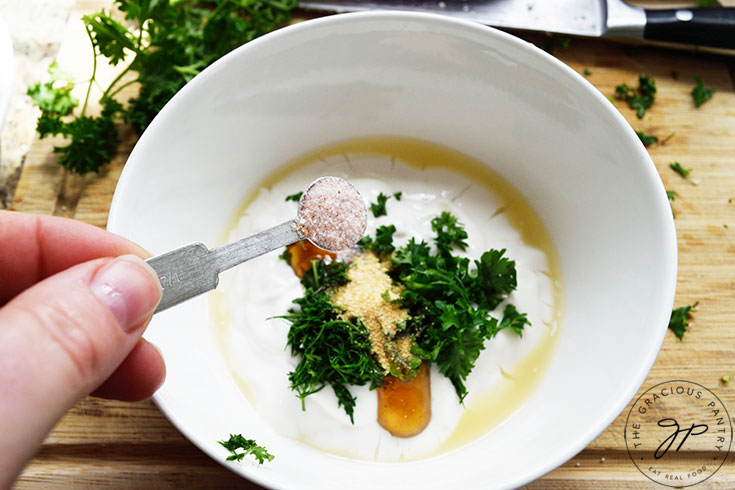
[
  {"left": 661, "top": 132, "right": 675, "bottom": 145},
  {"left": 358, "top": 224, "right": 396, "bottom": 256},
  {"left": 279, "top": 209, "right": 529, "bottom": 418},
  {"left": 472, "top": 248, "right": 518, "bottom": 302},
  {"left": 389, "top": 215, "right": 525, "bottom": 402},
  {"left": 369, "top": 192, "right": 390, "bottom": 217},
  {"left": 498, "top": 304, "right": 530, "bottom": 336},
  {"left": 692, "top": 75, "right": 716, "bottom": 108},
  {"left": 393, "top": 191, "right": 403, "bottom": 201},
  {"left": 669, "top": 162, "right": 692, "bottom": 179},
  {"left": 615, "top": 75, "right": 656, "bottom": 118},
  {"left": 583, "top": 68, "right": 591, "bottom": 77},
  {"left": 285, "top": 191, "right": 303, "bottom": 202},
  {"left": 431, "top": 211, "right": 469, "bottom": 256},
  {"left": 668, "top": 301, "right": 698, "bottom": 340},
  {"left": 218, "top": 434, "right": 274, "bottom": 464},
  {"left": 697, "top": 0, "right": 722, "bottom": 6},
  {"left": 28, "top": 0, "right": 296, "bottom": 174},
  {"left": 722, "top": 374, "right": 731, "bottom": 384},
  {"left": 636, "top": 130, "right": 658, "bottom": 147}
]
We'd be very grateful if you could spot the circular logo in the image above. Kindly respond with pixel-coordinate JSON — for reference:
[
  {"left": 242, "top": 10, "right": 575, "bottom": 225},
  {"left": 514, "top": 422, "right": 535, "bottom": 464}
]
[{"left": 625, "top": 380, "right": 732, "bottom": 487}]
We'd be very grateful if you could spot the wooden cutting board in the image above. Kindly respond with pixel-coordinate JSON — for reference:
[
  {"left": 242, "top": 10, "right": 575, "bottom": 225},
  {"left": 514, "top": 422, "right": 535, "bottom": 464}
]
[{"left": 9, "top": 1, "right": 735, "bottom": 488}]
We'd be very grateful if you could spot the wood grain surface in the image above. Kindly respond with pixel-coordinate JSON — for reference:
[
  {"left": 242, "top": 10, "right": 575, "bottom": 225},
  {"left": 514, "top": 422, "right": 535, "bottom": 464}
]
[{"left": 7, "top": 1, "right": 735, "bottom": 488}]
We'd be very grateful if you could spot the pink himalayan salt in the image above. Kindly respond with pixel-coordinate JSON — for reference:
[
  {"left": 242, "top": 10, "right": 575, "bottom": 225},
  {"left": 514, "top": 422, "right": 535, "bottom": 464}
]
[{"left": 296, "top": 176, "right": 367, "bottom": 251}]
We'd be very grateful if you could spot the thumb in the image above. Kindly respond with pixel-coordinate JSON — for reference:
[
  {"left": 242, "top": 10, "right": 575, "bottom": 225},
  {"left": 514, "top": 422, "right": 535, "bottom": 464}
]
[{"left": 0, "top": 254, "right": 161, "bottom": 485}]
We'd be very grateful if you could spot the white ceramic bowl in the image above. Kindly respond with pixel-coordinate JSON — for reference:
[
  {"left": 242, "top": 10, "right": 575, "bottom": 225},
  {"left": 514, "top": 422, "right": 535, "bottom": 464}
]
[{"left": 108, "top": 12, "right": 677, "bottom": 489}]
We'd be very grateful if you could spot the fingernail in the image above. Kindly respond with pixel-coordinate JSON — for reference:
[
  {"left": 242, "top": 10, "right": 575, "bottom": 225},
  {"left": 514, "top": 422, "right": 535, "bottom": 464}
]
[{"left": 91, "top": 255, "right": 162, "bottom": 332}]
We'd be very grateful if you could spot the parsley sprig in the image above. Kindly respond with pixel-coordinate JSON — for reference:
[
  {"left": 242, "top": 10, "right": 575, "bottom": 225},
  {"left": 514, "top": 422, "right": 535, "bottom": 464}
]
[
  {"left": 358, "top": 224, "right": 397, "bottom": 256},
  {"left": 669, "top": 162, "right": 692, "bottom": 179},
  {"left": 636, "top": 130, "right": 658, "bottom": 147},
  {"left": 369, "top": 192, "right": 391, "bottom": 217},
  {"left": 615, "top": 75, "right": 656, "bottom": 119},
  {"left": 692, "top": 75, "right": 716, "bottom": 108},
  {"left": 28, "top": 0, "right": 296, "bottom": 174},
  {"left": 669, "top": 302, "right": 698, "bottom": 340},
  {"left": 431, "top": 211, "right": 469, "bottom": 256},
  {"left": 218, "top": 434, "right": 274, "bottom": 464}
]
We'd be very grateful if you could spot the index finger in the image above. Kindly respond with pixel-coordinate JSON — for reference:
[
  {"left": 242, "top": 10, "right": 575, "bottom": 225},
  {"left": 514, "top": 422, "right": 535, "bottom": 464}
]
[{"left": 0, "top": 211, "right": 149, "bottom": 304}]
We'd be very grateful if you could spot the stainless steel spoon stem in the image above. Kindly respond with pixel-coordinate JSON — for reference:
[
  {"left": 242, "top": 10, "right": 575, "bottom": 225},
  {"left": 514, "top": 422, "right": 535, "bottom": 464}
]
[{"left": 146, "top": 219, "right": 300, "bottom": 313}]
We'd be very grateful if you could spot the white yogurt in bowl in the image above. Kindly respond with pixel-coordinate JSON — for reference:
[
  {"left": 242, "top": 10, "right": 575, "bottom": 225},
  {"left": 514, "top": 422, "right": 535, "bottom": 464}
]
[{"left": 212, "top": 137, "right": 562, "bottom": 461}]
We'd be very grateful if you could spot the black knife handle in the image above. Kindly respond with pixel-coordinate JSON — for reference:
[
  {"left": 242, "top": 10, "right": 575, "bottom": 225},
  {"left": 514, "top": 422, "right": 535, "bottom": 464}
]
[{"left": 644, "top": 8, "right": 735, "bottom": 49}]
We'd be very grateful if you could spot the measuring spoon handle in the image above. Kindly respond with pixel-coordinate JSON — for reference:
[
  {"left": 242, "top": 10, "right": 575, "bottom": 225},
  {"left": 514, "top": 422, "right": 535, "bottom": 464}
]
[{"left": 146, "top": 220, "right": 300, "bottom": 313}]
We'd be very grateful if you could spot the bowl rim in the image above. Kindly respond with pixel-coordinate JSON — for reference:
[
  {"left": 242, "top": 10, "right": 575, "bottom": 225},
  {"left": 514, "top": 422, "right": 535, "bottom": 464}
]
[{"left": 108, "top": 10, "right": 678, "bottom": 489}]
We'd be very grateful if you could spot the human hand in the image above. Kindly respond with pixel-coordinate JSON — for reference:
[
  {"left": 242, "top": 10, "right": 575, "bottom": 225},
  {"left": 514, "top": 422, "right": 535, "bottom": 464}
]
[{"left": 0, "top": 211, "right": 164, "bottom": 488}]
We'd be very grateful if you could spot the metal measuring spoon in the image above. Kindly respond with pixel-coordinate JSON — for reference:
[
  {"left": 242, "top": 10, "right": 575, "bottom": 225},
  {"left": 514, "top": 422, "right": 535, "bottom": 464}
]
[{"left": 146, "top": 176, "right": 367, "bottom": 313}]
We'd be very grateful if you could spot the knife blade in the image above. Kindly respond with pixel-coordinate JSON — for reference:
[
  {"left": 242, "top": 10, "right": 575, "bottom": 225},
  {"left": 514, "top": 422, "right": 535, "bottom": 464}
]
[
  {"left": 300, "top": 0, "right": 604, "bottom": 36},
  {"left": 297, "top": 0, "right": 735, "bottom": 49}
]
